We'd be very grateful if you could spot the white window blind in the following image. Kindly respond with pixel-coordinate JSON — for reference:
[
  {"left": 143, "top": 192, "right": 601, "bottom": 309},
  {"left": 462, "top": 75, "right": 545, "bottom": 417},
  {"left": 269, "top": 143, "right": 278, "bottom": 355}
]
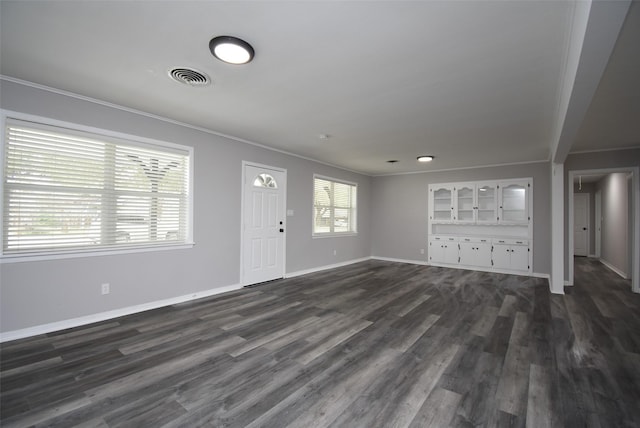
[
  {"left": 313, "top": 175, "right": 357, "bottom": 235},
  {"left": 2, "top": 119, "right": 191, "bottom": 256}
]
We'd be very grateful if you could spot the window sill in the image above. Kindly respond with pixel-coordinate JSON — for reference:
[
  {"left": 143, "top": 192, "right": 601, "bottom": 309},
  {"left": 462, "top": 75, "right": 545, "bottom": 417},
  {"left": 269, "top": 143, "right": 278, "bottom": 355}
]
[
  {"left": 312, "top": 233, "right": 358, "bottom": 239},
  {"left": 0, "top": 242, "right": 195, "bottom": 264}
]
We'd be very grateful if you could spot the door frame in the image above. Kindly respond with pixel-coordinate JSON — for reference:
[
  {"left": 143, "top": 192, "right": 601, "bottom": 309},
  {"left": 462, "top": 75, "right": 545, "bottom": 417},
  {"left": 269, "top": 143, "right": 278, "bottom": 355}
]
[
  {"left": 573, "top": 192, "right": 590, "bottom": 256},
  {"left": 568, "top": 167, "right": 639, "bottom": 293},
  {"left": 595, "top": 189, "right": 602, "bottom": 258},
  {"left": 240, "top": 161, "right": 287, "bottom": 286}
]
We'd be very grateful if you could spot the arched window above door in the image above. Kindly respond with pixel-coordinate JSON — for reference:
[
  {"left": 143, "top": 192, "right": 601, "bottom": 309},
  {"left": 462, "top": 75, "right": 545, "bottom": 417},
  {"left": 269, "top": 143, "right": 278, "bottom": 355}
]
[{"left": 253, "top": 173, "right": 278, "bottom": 188}]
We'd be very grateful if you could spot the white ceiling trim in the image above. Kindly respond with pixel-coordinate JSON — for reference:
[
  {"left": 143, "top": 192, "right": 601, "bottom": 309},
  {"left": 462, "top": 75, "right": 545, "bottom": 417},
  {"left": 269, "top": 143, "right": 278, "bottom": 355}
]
[
  {"left": 3, "top": 75, "right": 561, "bottom": 179},
  {"left": 0, "top": 75, "right": 366, "bottom": 176},
  {"left": 372, "top": 158, "right": 550, "bottom": 178},
  {"left": 568, "top": 145, "right": 640, "bottom": 155}
]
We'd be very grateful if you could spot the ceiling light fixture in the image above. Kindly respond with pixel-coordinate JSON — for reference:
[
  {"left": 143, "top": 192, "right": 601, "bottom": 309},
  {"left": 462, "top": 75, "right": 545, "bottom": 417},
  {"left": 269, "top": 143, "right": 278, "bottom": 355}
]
[
  {"left": 417, "top": 155, "right": 434, "bottom": 162},
  {"left": 209, "top": 36, "right": 255, "bottom": 64}
]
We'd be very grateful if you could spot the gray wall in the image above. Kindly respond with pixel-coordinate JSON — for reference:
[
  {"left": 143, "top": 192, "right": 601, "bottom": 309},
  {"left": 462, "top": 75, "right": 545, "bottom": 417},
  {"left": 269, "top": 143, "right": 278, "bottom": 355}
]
[
  {"left": 371, "top": 162, "right": 551, "bottom": 275},
  {"left": 597, "top": 173, "right": 629, "bottom": 276},
  {"left": 0, "top": 80, "right": 372, "bottom": 333},
  {"left": 573, "top": 181, "right": 596, "bottom": 255},
  {"left": 564, "top": 149, "right": 640, "bottom": 280}
]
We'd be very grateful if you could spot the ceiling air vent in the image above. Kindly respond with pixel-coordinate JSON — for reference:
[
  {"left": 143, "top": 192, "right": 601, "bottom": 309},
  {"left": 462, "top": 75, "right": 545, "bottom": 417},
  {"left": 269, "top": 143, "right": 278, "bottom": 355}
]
[{"left": 168, "top": 67, "right": 211, "bottom": 87}]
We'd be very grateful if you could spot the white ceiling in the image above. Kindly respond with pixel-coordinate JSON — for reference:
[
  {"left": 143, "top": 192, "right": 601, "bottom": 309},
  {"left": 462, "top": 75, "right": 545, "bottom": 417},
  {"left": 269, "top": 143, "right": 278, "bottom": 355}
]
[
  {"left": 572, "top": 1, "right": 640, "bottom": 153},
  {"left": 1, "top": 1, "right": 638, "bottom": 175}
]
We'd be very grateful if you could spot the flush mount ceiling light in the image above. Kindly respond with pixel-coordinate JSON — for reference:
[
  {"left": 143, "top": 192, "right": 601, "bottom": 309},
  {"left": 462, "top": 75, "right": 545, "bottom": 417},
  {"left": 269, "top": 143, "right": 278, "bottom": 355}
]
[
  {"left": 209, "top": 36, "right": 255, "bottom": 64},
  {"left": 417, "top": 155, "right": 434, "bottom": 162}
]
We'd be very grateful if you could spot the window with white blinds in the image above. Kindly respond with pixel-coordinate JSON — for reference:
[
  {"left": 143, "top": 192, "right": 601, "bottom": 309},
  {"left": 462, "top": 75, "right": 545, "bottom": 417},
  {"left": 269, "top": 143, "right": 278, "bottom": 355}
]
[
  {"left": 2, "top": 118, "right": 192, "bottom": 257},
  {"left": 313, "top": 175, "right": 357, "bottom": 235}
]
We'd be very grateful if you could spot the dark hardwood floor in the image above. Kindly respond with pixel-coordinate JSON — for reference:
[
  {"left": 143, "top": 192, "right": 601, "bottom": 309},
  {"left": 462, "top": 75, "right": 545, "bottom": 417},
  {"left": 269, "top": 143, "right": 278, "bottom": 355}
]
[{"left": 1, "top": 257, "right": 639, "bottom": 427}]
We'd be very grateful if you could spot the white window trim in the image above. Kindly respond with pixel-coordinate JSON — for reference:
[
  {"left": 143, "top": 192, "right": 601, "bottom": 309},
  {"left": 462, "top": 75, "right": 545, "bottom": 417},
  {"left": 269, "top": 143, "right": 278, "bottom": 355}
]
[
  {"left": 312, "top": 174, "right": 358, "bottom": 238},
  {"left": 1, "top": 109, "right": 195, "bottom": 263}
]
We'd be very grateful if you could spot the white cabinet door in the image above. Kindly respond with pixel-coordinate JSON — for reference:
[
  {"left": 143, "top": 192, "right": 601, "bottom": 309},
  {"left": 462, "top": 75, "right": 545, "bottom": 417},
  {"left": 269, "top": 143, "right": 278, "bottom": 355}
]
[
  {"left": 498, "top": 180, "right": 530, "bottom": 224},
  {"left": 459, "top": 238, "right": 492, "bottom": 268},
  {"left": 510, "top": 245, "right": 529, "bottom": 271},
  {"left": 429, "top": 237, "right": 458, "bottom": 265},
  {"left": 430, "top": 185, "right": 454, "bottom": 223},
  {"left": 443, "top": 239, "right": 459, "bottom": 264},
  {"left": 429, "top": 239, "right": 445, "bottom": 263},
  {"left": 476, "top": 182, "right": 498, "bottom": 224},
  {"left": 456, "top": 184, "right": 476, "bottom": 223},
  {"left": 492, "top": 243, "right": 512, "bottom": 270},
  {"left": 459, "top": 241, "right": 475, "bottom": 265},
  {"left": 476, "top": 241, "right": 493, "bottom": 267},
  {"left": 492, "top": 240, "right": 529, "bottom": 272}
]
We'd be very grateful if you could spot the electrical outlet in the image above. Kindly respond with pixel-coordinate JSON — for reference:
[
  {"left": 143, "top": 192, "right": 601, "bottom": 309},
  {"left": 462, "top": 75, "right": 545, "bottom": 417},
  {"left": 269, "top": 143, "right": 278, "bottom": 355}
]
[{"left": 101, "top": 283, "right": 110, "bottom": 295}]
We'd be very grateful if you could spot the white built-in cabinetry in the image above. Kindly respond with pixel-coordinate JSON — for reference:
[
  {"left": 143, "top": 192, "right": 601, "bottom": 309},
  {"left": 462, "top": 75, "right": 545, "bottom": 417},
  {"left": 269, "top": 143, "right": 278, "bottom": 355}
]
[{"left": 428, "top": 178, "right": 532, "bottom": 275}]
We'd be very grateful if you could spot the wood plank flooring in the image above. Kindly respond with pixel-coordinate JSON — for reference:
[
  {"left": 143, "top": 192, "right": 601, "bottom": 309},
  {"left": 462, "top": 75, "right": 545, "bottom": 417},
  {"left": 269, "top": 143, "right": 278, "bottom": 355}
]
[{"left": 1, "top": 257, "right": 639, "bottom": 427}]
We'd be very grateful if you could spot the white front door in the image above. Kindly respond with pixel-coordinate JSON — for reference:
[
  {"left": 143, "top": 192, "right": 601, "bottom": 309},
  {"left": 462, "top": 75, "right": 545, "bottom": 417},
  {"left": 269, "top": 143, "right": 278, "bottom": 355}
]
[
  {"left": 574, "top": 193, "right": 589, "bottom": 256},
  {"left": 242, "top": 163, "right": 286, "bottom": 285}
]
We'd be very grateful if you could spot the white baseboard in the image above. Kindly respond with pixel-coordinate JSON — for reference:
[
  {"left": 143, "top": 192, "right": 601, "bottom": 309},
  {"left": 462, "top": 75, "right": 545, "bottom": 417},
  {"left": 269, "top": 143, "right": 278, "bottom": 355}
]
[
  {"left": 285, "top": 257, "right": 372, "bottom": 279},
  {"left": 532, "top": 272, "right": 551, "bottom": 280},
  {"left": 425, "top": 261, "right": 540, "bottom": 278},
  {"left": 0, "top": 283, "right": 242, "bottom": 343},
  {"left": 599, "top": 258, "right": 629, "bottom": 279},
  {"left": 370, "top": 256, "right": 428, "bottom": 266}
]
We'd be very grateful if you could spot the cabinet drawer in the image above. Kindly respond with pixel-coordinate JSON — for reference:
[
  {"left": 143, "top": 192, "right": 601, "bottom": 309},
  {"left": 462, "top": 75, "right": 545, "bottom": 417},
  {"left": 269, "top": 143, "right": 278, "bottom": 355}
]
[
  {"left": 430, "top": 235, "right": 458, "bottom": 242},
  {"left": 493, "top": 238, "right": 528, "bottom": 246},
  {"left": 460, "top": 237, "right": 491, "bottom": 244}
]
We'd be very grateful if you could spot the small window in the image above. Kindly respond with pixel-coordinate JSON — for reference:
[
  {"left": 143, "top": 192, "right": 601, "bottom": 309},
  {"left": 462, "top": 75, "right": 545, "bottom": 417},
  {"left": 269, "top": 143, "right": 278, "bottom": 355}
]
[
  {"left": 313, "top": 175, "right": 357, "bottom": 236},
  {"left": 2, "top": 117, "right": 192, "bottom": 258},
  {"left": 253, "top": 173, "right": 278, "bottom": 188}
]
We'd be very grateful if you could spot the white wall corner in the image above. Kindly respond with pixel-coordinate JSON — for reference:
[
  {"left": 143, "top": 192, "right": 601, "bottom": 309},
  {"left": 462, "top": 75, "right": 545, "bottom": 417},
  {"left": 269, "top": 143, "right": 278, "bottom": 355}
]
[{"left": 550, "top": 163, "right": 565, "bottom": 294}]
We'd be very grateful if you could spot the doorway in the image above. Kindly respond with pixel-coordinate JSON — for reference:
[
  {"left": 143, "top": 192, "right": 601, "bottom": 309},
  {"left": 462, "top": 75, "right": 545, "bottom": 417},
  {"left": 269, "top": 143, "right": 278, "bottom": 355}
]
[
  {"left": 241, "top": 162, "right": 287, "bottom": 286},
  {"left": 568, "top": 167, "right": 639, "bottom": 293},
  {"left": 573, "top": 193, "right": 589, "bottom": 256}
]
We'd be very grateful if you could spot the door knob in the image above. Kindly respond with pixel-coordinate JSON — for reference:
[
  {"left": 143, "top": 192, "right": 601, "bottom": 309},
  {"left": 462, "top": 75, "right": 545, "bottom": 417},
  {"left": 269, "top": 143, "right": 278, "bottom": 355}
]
[{"left": 582, "top": 227, "right": 587, "bottom": 230}]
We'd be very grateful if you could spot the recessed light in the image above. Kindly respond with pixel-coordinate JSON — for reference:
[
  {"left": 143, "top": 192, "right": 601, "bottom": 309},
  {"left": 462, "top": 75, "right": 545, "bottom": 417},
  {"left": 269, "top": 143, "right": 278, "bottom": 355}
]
[
  {"left": 417, "top": 155, "right": 434, "bottom": 162},
  {"left": 209, "top": 36, "right": 255, "bottom": 65}
]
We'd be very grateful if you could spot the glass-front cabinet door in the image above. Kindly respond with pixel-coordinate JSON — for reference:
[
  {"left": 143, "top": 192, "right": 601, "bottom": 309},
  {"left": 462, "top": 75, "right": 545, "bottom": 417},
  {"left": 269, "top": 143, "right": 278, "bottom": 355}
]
[
  {"left": 430, "top": 185, "right": 453, "bottom": 222},
  {"left": 476, "top": 182, "right": 497, "bottom": 223},
  {"left": 456, "top": 184, "right": 475, "bottom": 223},
  {"left": 499, "top": 180, "right": 529, "bottom": 224}
]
